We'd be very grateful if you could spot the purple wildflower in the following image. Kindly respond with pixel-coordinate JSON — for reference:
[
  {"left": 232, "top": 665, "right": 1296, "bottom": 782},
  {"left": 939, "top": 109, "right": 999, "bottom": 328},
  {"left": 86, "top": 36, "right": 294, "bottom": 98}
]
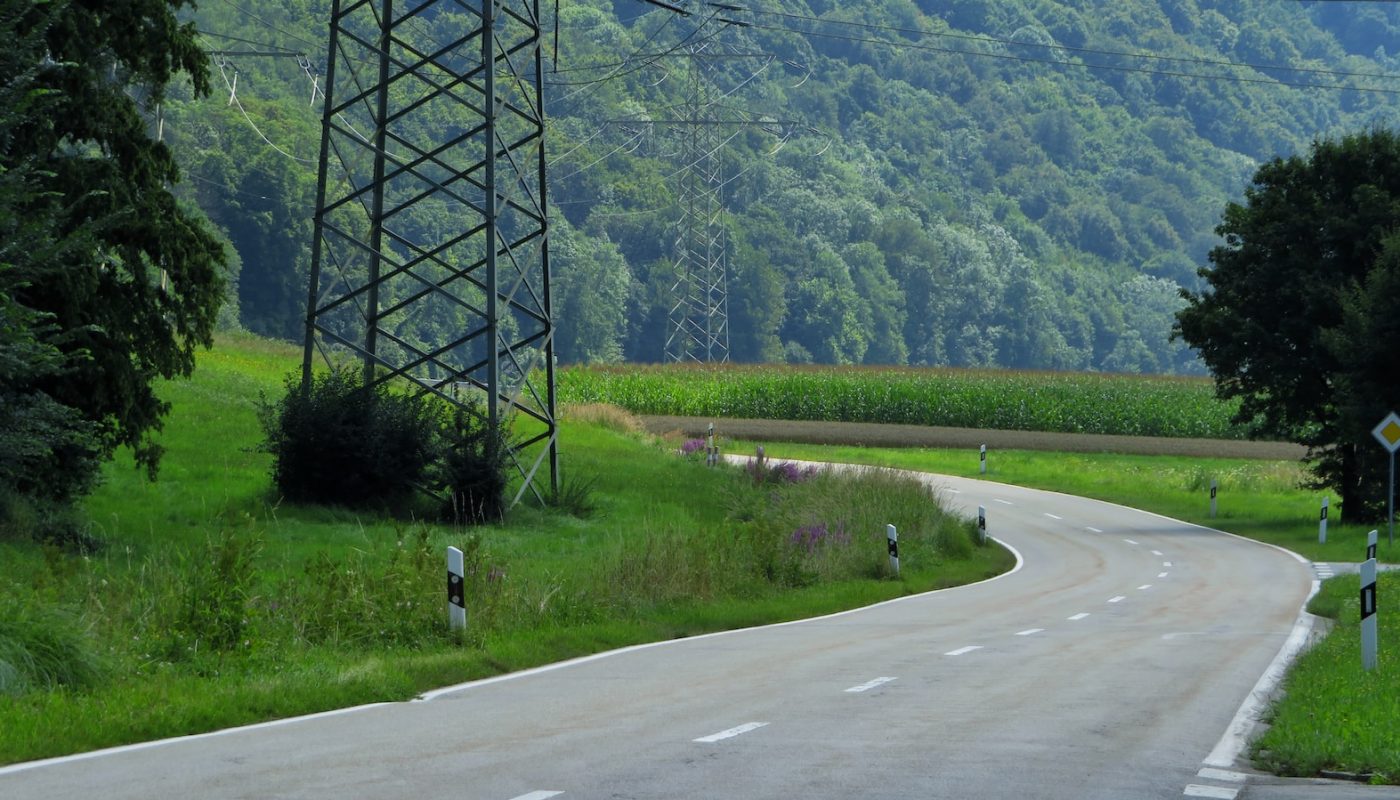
[{"left": 680, "top": 438, "right": 706, "bottom": 456}]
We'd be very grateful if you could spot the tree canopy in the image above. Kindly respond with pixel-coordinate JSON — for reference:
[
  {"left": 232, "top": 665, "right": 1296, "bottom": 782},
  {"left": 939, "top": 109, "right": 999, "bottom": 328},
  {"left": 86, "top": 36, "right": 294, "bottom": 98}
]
[
  {"left": 1, "top": 0, "right": 226, "bottom": 519},
  {"left": 1176, "top": 128, "right": 1400, "bottom": 519}
]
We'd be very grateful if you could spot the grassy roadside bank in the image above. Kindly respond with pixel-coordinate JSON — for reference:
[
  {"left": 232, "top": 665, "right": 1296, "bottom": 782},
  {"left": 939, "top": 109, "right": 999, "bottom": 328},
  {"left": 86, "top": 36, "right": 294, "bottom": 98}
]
[
  {"left": 0, "top": 335, "right": 1011, "bottom": 765},
  {"left": 734, "top": 436, "right": 1397, "bottom": 782}
]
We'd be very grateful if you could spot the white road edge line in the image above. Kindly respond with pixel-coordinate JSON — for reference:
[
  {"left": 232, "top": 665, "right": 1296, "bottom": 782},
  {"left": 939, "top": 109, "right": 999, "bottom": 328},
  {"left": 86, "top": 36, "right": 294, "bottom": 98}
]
[
  {"left": 1015, "top": 628, "right": 1044, "bottom": 636},
  {"left": 845, "top": 677, "right": 897, "bottom": 693},
  {"left": 0, "top": 526, "right": 1026, "bottom": 777},
  {"left": 945, "top": 646, "right": 983, "bottom": 656},
  {"left": 509, "top": 792, "right": 564, "bottom": 800},
  {"left": 1196, "top": 767, "right": 1247, "bottom": 782},
  {"left": 1108, "top": 595, "right": 1126, "bottom": 603},
  {"left": 1203, "top": 578, "right": 1322, "bottom": 769},
  {"left": 1044, "top": 513, "right": 1062, "bottom": 520},
  {"left": 1183, "top": 785, "right": 1238, "bottom": 799},
  {"left": 1068, "top": 612, "right": 1090, "bottom": 620},
  {"left": 695, "top": 722, "right": 768, "bottom": 743},
  {"left": 993, "top": 498, "right": 1014, "bottom": 505}
]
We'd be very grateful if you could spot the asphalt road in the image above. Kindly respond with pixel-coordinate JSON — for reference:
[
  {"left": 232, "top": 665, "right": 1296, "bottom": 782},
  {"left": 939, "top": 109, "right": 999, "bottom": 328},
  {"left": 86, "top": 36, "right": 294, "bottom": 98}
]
[{"left": 1, "top": 470, "right": 1313, "bottom": 800}]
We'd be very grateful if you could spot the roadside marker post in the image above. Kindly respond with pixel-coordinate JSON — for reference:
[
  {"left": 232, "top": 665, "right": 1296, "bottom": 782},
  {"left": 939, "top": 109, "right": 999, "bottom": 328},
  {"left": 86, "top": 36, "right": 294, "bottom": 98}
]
[
  {"left": 1209, "top": 479, "right": 1218, "bottom": 518},
  {"left": 706, "top": 423, "right": 717, "bottom": 467},
  {"left": 1373, "top": 411, "right": 1400, "bottom": 546},
  {"left": 1361, "top": 557, "right": 1378, "bottom": 671},
  {"left": 978, "top": 505, "right": 987, "bottom": 545},
  {"left": 447, "top": 546, "right": 467, "bottom": 632},
  {"left": 1368, "top": 529, "right": 1379, "bottom": 562},
  {"left": 979, "top": 444, "right": 987, "bottom": 475},
  {"left": 1319, "top": 497, "right": 1329, "bottom": 544},
  {"left": 887, "top": 524, "right": 899, "bottom": 576}
]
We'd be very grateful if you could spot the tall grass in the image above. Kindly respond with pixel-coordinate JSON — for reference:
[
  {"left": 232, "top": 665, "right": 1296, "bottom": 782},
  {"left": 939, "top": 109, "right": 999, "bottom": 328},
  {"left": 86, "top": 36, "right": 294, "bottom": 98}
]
[{"left": 559, "top": 363, "right": 1246, "bottom": 439}]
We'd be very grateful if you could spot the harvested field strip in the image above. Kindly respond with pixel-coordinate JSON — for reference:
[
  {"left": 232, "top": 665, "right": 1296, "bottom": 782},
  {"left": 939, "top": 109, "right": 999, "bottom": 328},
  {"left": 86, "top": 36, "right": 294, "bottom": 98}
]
[
  {"left": 642, "top": 416, "right": 1306, "bottom": 460},
  {"left": 559, "top": 364, "right": 1247, "bottom": 440}
]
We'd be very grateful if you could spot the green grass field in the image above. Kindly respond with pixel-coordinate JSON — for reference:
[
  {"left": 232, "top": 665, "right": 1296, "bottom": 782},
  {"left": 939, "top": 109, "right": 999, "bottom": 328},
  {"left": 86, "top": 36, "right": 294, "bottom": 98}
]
[{"left": 0, "top": 335, "right": 1010, "bottom": 764}]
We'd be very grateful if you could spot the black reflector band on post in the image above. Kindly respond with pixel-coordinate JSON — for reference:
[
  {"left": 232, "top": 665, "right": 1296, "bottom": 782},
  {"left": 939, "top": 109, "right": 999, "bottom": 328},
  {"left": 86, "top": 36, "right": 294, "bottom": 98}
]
[
  {"left": 1362, "top": 583, "right": 1377, "bottom": 620},
  {"left": 449, "top": 573, "right": 465, "bottom": 609}
]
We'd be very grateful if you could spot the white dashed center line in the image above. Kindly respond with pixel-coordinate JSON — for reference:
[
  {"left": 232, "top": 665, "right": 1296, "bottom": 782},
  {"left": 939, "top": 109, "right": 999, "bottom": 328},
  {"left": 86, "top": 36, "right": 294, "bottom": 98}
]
[
  {"left": 945, "top": 646, "right": 983, "bottom": 656},
  {"left": 1085, "top": 526, "right": 1102, "bottom": 533},
  {"left": 1159, "top": 572, "right": 1170, "bottom": 578},
  {"left": 1123, "top": 538, "right": 1139, "bottom": 545},
  {"left": 510, "top": 792, "right": 564, "bottom": 800},
  {"left": 845, "top": 677, "right": 896, "bottom": 693},
  {"left": 695, "top": 722, "right": 768, "bottom": 743},
  {"left": 1138, "top": 584, "right": 1153, "bottom": 591},
  {"left": 1015, "top": 628, "right": 1045, "bottom": 636},
  {"left": 1183, "top": 785, "right": 1239, "bottom": 799},
  {"left": 1151, "top": 550, "right": 1164, "bottom": 556},
  {"left": 993, "top": 498, "right": 1014, "bottom": 505},
  {"left": 1164, "top": 561, "right": 1173, "bottom": 567},
  {"left": 1068, "top": 612, "right": 1090, "bottom": 621},
  {"left": 1108, "top": 595, "right": 1126, "bottom": 603},
  {"left": 1044, "top": 513, "right": 1062, "bottom": 520}
]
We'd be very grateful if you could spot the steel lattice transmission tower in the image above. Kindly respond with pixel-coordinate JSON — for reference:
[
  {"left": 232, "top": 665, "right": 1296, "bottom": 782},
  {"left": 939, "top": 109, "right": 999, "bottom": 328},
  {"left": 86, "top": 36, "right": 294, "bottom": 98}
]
[
  {"left": 303, "top": 0, "right": 557, "bottom": 503},
  {"left": 666, "top": 43, "right": 729, "bottom": 363}
]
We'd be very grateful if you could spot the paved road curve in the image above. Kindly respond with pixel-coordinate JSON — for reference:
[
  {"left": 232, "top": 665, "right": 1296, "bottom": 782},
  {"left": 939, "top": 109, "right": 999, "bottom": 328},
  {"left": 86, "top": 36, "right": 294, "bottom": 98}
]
[{"left": 1, "top": 471, "right": 1312, "bottom": 800}]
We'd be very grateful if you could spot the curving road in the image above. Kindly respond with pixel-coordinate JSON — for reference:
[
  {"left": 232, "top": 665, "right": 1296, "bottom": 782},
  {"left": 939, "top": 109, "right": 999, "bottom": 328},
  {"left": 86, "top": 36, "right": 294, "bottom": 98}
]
[{"left": 0, "top": 470, "right": 1313, "bottom": 800}]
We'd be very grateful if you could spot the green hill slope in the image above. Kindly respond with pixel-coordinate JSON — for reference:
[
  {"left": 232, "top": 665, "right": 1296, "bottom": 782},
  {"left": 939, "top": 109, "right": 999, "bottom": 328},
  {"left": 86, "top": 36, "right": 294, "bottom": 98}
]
[{"left": 165, "top": 0, "right": 1400, "bottom": 372}]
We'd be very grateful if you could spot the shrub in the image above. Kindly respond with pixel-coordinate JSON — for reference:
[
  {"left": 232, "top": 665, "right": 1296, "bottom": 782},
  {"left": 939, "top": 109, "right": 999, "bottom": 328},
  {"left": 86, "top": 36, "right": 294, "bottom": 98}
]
[
  {"left": 259, "top": 368, "right": 441, "bottom": 510},
  {"left": 437, "top": 406, "right": 512, "bottom": 525}
]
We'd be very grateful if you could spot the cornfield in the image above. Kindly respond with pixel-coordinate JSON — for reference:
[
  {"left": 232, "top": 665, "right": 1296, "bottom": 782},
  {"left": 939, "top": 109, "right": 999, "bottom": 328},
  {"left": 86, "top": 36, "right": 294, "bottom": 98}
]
[{"left": 557, "top": 364, "right": 1247, "bottom": 440}]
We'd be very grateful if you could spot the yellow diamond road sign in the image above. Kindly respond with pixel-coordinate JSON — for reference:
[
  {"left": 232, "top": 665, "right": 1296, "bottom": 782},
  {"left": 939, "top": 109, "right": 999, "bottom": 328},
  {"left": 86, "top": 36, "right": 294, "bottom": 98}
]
[{"left": 1375, "top": 411, "right": 1400, "bottom": 453}]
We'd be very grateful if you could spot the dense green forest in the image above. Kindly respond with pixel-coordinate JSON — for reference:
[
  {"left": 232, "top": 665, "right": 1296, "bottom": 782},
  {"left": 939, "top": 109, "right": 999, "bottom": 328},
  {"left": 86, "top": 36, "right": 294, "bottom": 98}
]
[{"left": 164, "top": 0, "right": 1400, "bottom": 373}]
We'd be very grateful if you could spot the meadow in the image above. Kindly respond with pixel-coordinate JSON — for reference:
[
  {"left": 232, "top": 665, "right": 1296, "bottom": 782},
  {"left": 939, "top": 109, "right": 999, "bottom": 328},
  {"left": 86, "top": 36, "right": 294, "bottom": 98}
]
[
  {"left": 559, "top": 363, "right": 1248, "bottom": 439},
  {"left": 0, "top": 335, "right": 1008, "bottom": 764}
]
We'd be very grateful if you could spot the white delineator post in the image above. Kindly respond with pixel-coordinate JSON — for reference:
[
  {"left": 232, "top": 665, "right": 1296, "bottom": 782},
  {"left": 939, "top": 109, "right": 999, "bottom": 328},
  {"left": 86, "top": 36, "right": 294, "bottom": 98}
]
[
  {"left": 1369, "top": 529, "right": 1379, "bottom": 562},
  {"left": 1319, "top": 496, "right": 1329, "bottom": 544},
  {"left": 978, "top": 505, "right": 987, "bottom": 545},
  {"left": 1209, "top": 479, "right": 1218, "bottom": 518},
  {"left": 980, "top": 444, "right": 987, "bottom": 475},
  {"left": 447, "top": 546, "right": 466, "bottom": 632},
  {"left": 1360, "top": 557, "right": 1378, "bottom": 671},
  {"left": 706, "top": 422, "right": 716, "bottom": 467},
  {"left": 887, "top": 524, "right": 899, "bottom": 576}
]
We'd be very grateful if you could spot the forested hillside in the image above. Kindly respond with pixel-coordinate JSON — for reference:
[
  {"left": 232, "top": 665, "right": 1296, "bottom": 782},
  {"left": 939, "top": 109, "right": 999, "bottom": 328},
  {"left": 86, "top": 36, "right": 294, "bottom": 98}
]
[{"left": 165, "top": 0, "right": 1400, "bottom": 372}]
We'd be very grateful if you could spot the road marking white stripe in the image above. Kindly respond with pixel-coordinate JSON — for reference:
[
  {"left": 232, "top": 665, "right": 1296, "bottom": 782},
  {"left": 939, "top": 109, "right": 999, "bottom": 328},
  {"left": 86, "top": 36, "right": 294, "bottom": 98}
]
[
  {"left": 1015, "top": 628, "right": 1044, "bottom": 636},
  {"left": 1183, "top": 785, "right": 1238, "bottom": 799},
  {"left": 1196, "top": 767, "right": 1247, "bottom": 782},
  {"left": 1086, "top": 526, "right": 1102, "bottom": 533},
  {"left": 1139, "top": 584, "right": 1152, "bottom": 591},
  {"left": 946, "top": 489, "right": 961, "bottom": 494},
  {"left": 695, "top": 722, "right": 768, "bottom": 743},
  {"left": 993, "top": 498, "right": 1014, "bottom": 505},
  {"left": 1124, "top": 538, "right": 1139, "bottom": 545},
  {"left": 845, "top": 677, "right": 896, "bottom": 693},
  {"left": 1159, "top": 572, "right": 1170, "bottom": 578},
  {"left": 1044, "top": 513, "right": 1062, "bottom": 520},
  {"left": 510, "top": 793, "right": 564, "bottom": 800},
  {"left": 1164, "top": 561, "right": 1173, "bottom": 567},
  {"left": 1108, "top": 595, "right": 1126, "bottom": 603},
  {"left": 945, "top": 646, "right": 983, "bottom": 656},
  {"left": 1152, "top": 550, "right": 1164, "bottom": 556},
  {"left": 1068, "top": 612, "right": 1090, "bottom": 620}
]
